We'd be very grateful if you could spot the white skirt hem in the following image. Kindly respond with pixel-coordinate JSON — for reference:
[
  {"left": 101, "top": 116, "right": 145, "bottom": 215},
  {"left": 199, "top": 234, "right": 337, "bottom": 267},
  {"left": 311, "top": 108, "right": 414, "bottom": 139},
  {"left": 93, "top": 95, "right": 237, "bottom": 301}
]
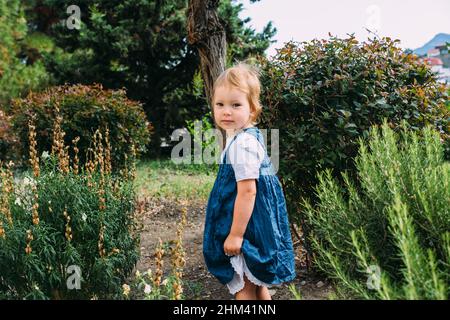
[{"left": 226, "top": 253, "right": 274, "bottom": 295}]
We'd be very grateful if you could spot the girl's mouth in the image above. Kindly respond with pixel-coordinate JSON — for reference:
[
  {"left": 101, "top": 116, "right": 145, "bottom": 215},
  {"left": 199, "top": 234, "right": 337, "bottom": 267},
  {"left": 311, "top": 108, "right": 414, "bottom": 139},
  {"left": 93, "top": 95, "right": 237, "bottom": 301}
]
[{"left": 221, "top": 120, "right": 234, "bottom": 123}]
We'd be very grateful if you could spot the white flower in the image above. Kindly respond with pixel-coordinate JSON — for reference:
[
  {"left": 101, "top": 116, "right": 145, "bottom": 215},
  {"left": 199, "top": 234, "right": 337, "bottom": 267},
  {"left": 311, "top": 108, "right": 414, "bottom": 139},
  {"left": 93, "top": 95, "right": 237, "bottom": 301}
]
[
  {"left": 82, "top": 212, "right": 87, "bottom": 222},
  {"left": 15, "top": 197, "right": 22, "bottom": 206},
  {"left": 135, "top": 270, "right": 141, "bottom": 278},
  {"left": 144, "top": 284, "right": 152, "bottom": 294},
  {"left": 122, "top": 284, "right": 130, "bottom": 296},
  {"left": 23, "top": 177, "right": 31, "bottom": 186},
  {"left": 41, "top": 151, "right": 50, "bottom": 160},
  {"left": 161, "top": 279, "right": 168, "bottom": 286},
  {"left": 22, "top": 176, "right": 36, "bottom": 187}
]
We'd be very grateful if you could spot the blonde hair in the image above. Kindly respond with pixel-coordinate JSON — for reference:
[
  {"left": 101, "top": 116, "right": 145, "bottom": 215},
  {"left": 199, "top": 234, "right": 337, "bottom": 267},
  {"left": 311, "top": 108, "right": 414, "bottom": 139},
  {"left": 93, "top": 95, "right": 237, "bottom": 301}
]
[{"left": 212, "top": 62, "right": 262, "bottom": 126}]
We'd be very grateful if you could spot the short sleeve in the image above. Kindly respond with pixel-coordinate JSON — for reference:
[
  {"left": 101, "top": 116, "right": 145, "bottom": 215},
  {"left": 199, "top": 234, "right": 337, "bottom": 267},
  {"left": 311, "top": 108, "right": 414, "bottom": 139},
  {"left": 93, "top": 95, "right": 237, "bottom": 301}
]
[{"left": 227, "top": 133, "right": 265, "bottom": 181}]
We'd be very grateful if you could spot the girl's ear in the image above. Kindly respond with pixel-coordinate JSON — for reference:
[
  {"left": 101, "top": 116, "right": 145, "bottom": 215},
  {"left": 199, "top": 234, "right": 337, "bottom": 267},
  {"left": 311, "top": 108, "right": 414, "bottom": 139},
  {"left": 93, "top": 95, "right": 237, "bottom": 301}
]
[{"left": 249, "top": 107, "right": 255, "bottom": 120}]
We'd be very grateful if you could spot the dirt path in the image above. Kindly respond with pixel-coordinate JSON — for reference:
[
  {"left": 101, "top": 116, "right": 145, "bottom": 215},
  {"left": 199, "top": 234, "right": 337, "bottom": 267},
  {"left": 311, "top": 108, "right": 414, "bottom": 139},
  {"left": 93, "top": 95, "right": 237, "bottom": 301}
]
[{"left": 134, "top": 197, "right": 334, "bottom": 300}]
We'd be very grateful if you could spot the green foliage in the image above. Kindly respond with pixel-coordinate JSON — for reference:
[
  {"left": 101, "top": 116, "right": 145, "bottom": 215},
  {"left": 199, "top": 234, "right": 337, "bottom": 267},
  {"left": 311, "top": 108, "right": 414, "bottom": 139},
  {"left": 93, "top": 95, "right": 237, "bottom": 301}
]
[
  {"left": 8, "top": 84, "right": 152, "bottom": 170},
  {"left": 447, "top": 87, "right": 450, "bottom": 110},
  {"left": 303, "top": 121, "right": 449, "bottom": 299},
  {"left": 0, "top": 111, "right": 18, "bottom": 163},
  {"left": 258, "top": 35, "right": 450, "bottom": 221},
  {"left": 126, "top": 270, "right": 183, "bottom": 300},
  {"left": 0, "top": 154, "right": 140, "bottom": 299},
  {"left": 134, "top": 158, "right": 216, "bottom": 201},
  {"left": 185, "top": 111, "right": 219, "bottom": 173},
  {"left": 288, "top": 283, "right": 302, "bottom": 300},
  {"left": 220, "top": 0, "right": 276, "bottom": 65},
  {"left": 0, "top": 0, "right": 50, "bottom": 108},
  {"left": 25, "top": 0, "right": 276, "bottom": 156}
]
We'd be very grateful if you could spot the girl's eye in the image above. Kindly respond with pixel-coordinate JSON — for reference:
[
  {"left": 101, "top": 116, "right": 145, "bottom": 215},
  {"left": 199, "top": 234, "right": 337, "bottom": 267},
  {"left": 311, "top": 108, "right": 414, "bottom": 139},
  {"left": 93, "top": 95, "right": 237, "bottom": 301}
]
[
  {"left": 216, "top": 103, "right": 223, "bottom": 107},
  {"left": 232, "top": 104, "right": 241, "bottom": 108}
]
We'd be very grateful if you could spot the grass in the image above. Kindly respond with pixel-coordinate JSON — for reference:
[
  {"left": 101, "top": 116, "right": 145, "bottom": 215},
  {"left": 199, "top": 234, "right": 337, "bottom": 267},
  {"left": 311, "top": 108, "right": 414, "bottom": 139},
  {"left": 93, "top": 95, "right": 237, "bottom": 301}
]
[
  {"left": 288, "top": 283, "right": 302, "bottom": 300},
  {"left": 134, "top": 158, "right": 217, "bottom": 201},
  {"left": 183, "top": 280, "right": 204, "bottom": 300}
]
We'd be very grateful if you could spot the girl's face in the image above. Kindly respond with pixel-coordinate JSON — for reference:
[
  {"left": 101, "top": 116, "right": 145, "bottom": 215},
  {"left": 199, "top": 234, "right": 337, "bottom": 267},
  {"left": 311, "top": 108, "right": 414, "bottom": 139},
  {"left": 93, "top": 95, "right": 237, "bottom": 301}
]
[{"left": 213, "top": 84, "right": 253, "bottom": 135}]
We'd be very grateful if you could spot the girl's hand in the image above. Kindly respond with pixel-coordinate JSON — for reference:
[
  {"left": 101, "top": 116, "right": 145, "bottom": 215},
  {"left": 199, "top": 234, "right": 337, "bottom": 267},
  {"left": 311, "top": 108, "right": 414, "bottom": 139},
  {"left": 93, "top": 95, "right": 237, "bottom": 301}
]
[{"left": 223, "top": 234, "right": 243, "bottom": 256}]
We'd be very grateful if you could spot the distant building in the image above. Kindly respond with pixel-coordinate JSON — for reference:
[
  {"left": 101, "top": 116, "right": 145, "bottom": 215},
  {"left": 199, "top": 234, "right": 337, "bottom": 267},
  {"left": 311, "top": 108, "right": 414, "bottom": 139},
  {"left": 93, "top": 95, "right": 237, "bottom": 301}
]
[
  {"left": 420, "top": 57, "right": 450, "bottom": 84},
  {"left": 436, "top": 67, "right": 450, "bottom": 84},
  {"left": 435, "top": 44, "right": 450, "bottom": 68},
  {"left": 427, "top": 48, "right": 441, "bottom": 57},
  {"left": 422, "top": 57, "right": 444, "bottom": 67},
  {"left": 420, "top": 43, "right": 450, "bottom": 84}
]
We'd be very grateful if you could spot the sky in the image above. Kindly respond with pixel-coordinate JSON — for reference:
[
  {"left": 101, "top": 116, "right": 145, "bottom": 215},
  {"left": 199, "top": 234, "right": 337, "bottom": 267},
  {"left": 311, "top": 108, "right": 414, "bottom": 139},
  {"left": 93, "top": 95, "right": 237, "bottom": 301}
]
[{"left": 238, "top": 0, "right": 450, "bottom": 58}]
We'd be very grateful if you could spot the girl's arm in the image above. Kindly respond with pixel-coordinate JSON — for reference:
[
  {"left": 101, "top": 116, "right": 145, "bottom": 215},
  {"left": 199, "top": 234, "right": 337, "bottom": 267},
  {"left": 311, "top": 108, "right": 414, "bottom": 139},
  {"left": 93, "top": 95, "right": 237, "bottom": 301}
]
[{"left": 224, "top": 179, "right": 257, "bottom": 256}]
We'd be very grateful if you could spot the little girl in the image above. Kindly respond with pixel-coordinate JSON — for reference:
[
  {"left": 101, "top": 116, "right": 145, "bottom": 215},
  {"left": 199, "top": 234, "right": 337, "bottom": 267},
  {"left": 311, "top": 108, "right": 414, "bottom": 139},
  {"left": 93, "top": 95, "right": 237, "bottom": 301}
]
[{"left": 203, "top": 62, "right": 296, "bottom": 300}]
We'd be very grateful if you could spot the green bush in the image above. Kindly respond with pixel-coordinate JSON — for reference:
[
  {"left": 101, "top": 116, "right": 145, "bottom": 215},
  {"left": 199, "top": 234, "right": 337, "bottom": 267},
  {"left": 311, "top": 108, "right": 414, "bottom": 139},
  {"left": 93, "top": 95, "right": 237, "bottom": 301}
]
[
  {"left": 0, "top": 0, "right": 50, "bottom": 108},
  {"left": 0, "top": 143, "right": 139, "bottom": 299},
  {"left": 0, "top": 110, "right": 18, "bottom": 163},
  {"left": 257, "top": 36, "right": 450, "bottom": 222},
  {"left": 8, "top": 84, "right": 152, "bottom": 170},
  {"left": 184, "top": 111, "right": 219, "bottom": 174},
  {"left": 447, "top": 87, "right": 450, "bottom": 110},
  {"left": 303, "top": 121, "right": 449, "bottom": 299}
]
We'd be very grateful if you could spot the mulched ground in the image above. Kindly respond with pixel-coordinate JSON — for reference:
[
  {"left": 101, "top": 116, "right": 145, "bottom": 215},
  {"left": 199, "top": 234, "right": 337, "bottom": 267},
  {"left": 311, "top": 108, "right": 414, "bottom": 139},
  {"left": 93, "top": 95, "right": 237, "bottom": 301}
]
[{"left": 134, "top": 196, "right": 334, "bottom": 300}]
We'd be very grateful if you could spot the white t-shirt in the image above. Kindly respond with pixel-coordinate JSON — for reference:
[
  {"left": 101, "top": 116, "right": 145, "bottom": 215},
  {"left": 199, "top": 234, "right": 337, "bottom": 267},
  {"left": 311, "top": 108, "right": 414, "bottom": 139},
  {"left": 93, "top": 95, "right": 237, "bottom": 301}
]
[{"left": 220, "top": 132, "right": 265, "bottom": 181}]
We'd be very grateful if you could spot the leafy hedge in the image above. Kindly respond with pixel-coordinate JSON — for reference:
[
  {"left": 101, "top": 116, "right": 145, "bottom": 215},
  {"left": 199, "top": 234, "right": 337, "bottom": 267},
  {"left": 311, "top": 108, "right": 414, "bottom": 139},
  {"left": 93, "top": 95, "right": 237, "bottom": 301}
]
[
  {"left": 0, "top": 126, "right": 139, "bottom": 299},
  {"left": 0, "top": 110, "right": 18, "bottom": 163},
  {"left": 7, "top": 84, "right": 152, "bottom": 170},
  {"left": 257, "top": 35, "right": 449, "bottom": 223},
  {"left": 303, "top": 121, "right": 449, "bottom": 299}
]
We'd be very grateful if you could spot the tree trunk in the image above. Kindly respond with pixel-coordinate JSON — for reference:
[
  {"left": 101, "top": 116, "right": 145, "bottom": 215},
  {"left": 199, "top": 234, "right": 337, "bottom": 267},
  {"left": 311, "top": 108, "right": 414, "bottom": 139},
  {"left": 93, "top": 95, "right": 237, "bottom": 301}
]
[
  {"left": 187, "top": 0, "right": 226, "bottom": 106},
  {"left": 187, "top": 0, "right": 227, "bottom": 148}
]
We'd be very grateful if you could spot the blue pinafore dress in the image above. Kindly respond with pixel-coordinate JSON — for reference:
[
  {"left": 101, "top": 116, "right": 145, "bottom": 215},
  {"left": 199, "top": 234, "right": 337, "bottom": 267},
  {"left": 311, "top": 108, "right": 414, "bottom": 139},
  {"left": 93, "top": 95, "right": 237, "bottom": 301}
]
[{"left": 203, "top": 126, "right": 296, "bottom": 286}]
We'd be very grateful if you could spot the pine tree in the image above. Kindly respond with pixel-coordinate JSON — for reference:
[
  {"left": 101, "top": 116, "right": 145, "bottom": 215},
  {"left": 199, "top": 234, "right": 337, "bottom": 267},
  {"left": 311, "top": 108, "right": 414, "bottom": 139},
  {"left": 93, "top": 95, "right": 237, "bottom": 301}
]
[{"left": 23, "top": 0, "right": 276, "bottom": 156}]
